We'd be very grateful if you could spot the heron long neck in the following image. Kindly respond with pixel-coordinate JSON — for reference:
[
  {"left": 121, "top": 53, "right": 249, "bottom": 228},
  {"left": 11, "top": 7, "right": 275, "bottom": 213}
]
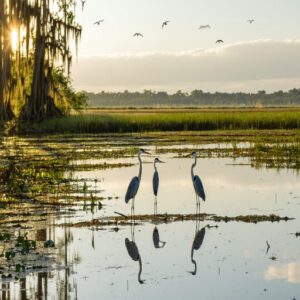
[
  {"left": 138, "top": 153, "right": 142, "bottom": 181},
  {"left": 191, "top": 156, "right": 197, "bottom": 179},
  {"left": 191, "top": 248, "right": 197, "bottom": 275},
  {"left": 138, "top": 257, "right": 144, "bottom": 284},
  {"left": 154, "top": 161, "right": 157, "bottom": 172}
]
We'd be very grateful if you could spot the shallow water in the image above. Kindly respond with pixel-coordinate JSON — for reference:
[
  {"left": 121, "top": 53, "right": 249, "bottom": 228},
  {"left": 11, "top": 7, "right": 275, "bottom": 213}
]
[{"left": 1, "top": 137, "right": 300, "bottom": 300}]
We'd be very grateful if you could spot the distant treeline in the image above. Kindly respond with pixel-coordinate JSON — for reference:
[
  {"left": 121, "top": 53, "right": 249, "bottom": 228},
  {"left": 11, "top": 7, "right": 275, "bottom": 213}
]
[{"left": 85, "top": 89, "right": 300, "bottom": 107}]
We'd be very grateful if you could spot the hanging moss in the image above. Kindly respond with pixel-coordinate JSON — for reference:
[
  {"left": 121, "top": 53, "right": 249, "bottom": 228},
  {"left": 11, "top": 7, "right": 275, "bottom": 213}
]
[{"left": 0, "top": 0, "right": 82, "bottom": 123}]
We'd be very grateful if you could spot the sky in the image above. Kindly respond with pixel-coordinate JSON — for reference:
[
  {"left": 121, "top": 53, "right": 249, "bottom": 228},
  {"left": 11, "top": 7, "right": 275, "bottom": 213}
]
[{"left": 71, "top": 0, "right": 300, "bottom": 93}]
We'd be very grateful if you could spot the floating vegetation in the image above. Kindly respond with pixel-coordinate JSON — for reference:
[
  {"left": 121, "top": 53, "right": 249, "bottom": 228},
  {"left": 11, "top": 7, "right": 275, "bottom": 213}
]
[
  {"left": 0, "top": 131, "right": 299, "bottom": 208},
  {"left": 0, "top": 230, "right": 57, "bottom": 280},
  {"left": 62, "top": 213, "right": 293, "bottom": 228}
]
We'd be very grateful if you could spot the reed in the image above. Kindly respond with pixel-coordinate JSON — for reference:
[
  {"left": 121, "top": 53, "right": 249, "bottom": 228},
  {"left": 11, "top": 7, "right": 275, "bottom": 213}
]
[{"left": 31, "top": 111, "right": 300, "bottom": 134}]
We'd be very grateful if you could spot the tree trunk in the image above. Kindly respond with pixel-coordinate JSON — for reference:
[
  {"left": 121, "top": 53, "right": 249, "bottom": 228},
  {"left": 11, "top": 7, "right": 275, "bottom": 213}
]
[
  {"left": 20, "top": 0, "right": 62, "bottom": 121},
  {"left": 0, "top": 1, "right": 7, "bottom": 121}
]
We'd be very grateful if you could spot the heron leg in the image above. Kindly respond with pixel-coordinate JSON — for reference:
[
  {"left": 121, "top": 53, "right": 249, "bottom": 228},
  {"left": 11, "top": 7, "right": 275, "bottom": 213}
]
[
  {"left": 132, "top": 197, "right": 135, "bottom": 225},
  {"left": 154, "top": 196, "right": 157, "bottom": 217},
  {"left": 195, "top": 193, "right": 199, "bottom": 214}
]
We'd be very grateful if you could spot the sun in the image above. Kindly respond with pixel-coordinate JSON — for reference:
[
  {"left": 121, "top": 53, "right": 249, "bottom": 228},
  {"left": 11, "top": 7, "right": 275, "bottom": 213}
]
[{"left": 11, "top": 28, "right": 18, "bottom": 51}]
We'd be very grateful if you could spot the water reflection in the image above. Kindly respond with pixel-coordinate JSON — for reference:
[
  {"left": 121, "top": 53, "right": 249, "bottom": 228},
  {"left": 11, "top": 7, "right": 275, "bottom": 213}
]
[
  {"left": 152, "top": 227, "right": 166, "bottom": 249},
  {"left": 152, "top": 196, "right": 166, "bottom": 249},
  {"left": 265, "top": 263, "right": 300, "bottom": 283},
  {"left": 125, "top": 222, "right": 145, "bottom": 284},
  {"left": 189, "top": 207, "right": 206, "bottom": 276}
]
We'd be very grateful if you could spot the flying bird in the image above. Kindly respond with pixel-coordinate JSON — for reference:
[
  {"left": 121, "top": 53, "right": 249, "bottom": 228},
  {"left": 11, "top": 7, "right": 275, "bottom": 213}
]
[
  {"left": 133, "top": 32, "right": 143, "bottom": 37},
  {"left": 247, "top": 19, "right": 255, "bottom": 24},
  {"left": 94, "top": 19, "right": 104, "bottom": 25},
  {"left": 199, "top": 25, "right": 210, "bottom": 30},
  {"left": 125, "top": 149, "right": 150, "bottom": 217},
  {"left": 191, "top": 152, "right": 206, "bottom": 207},
  {"left": 80, "top": 0, "right": 86, "bottom": 12},
  {"left": 216, "top": 39, "right": 224, "bottom": 44},
  {"left": 162, "top": 21, "right": 170, "bottom": 29}
]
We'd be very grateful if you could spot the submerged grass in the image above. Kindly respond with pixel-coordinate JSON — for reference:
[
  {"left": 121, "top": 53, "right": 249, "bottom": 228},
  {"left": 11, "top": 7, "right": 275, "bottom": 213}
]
[
  {"left": 29, "top": 111, "right": 300, "bottom": 134},
  {"left": 63, "top": 213, "right": 293, "bottom": 228}
]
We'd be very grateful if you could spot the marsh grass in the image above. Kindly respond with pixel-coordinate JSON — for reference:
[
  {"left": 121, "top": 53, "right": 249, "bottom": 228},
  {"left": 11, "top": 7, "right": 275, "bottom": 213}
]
[{"left": 31, "top": 111, "right": 300, "bottom": 134}]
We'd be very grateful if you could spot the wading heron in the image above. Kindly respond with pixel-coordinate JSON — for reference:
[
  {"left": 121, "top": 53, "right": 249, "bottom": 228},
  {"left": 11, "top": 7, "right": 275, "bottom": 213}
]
[
  {"left": 191, "top": 152, "right": 206, "bottom": 208},
  {"left": 153, "top": 158, "right": 164, "bottom": 197},
  {"left": 125, "top": 149, "right": 150, "bottom": 217}
]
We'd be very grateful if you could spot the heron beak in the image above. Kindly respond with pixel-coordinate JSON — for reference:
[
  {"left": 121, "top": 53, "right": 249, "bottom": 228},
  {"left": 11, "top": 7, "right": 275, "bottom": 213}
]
[
  {"left": 159, "top": 160, "right": 165, "bottom": 163},
  {"left": 144, "top": 151, "right": 151, "bottom": 155}
]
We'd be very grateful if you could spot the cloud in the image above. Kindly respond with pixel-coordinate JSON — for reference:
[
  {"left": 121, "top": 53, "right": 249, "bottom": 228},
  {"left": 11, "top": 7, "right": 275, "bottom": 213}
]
[
  {"left": 71, "top": 39, "right": 300, "bottom": 92},
  {"left": 264, "top": 263, "right": 300, "bottom": 283}
]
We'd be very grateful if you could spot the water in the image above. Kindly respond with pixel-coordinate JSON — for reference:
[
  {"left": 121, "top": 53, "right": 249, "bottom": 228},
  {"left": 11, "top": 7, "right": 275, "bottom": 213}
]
[{"left": 0, "top": 137, "right": 300, "bottom": 300}]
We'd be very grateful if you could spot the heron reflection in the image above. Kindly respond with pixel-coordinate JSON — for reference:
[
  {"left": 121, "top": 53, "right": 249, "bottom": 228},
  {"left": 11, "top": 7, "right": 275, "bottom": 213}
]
[
  {"left": 189, "top": 209, "right": 206, "bottom": 275},
  {"left": 125, "top": 218, "right": 145, "bottom": 284}
]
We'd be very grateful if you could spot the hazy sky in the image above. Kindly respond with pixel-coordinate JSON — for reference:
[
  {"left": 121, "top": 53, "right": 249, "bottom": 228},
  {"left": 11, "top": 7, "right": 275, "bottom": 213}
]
[{"left": 71, "top": 0, "right": 300, "bottom": 92}]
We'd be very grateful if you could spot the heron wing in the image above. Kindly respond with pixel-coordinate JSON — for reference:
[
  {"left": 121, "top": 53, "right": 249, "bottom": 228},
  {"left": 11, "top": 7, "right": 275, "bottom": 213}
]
[
  {"left": 193, "top": 175, "right": 206, "bottom": 201},
  {"left": 193, "top": 227, "right": 206, "bottom": 250},
  {"left": 125, "top": 176, "right": 139, "bottom": 203},
  {"left": 152, "top": 171, "right": 159, "bottom": 196},
  {"left": 125, "top": 238, "right": 140, "bottom": 261}
]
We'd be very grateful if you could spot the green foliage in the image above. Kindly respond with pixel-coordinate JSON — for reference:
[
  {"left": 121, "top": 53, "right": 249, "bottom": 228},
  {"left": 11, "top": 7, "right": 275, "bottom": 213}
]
[
  {"left": 33, "top": 111, "right": 300, "bottom": 134},
  {"left": 52, "top": 68, "right": 88, "bottom": 113},
  {"left": 85, "top": 89, "right": 300, "bottom": 107},
  {"left": 0, "top": 232, "right": 11, "bottom": 242}
]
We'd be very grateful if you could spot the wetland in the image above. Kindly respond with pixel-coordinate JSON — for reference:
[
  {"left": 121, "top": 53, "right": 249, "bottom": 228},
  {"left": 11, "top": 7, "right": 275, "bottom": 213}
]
[{"left": 0, "top": 130, "right": 299, "bottom": 299}]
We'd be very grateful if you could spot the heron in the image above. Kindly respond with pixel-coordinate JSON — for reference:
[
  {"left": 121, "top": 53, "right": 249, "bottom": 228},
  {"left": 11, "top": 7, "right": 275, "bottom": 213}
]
[
  {"left": 191, "top": 152, "right": 206, "bottom": 209},
  {"left": 125, "top": 149, "right": 150, "bottom": 217},
  {"left": 133, "top": 32, "right": 143, "bottom": 37},
  {"left": 199, "top": 25, "right": 210, "bottom": 30},
  {"left": 247, "top": 19, "right": 255, "bottom": 24},
  {"left": 94, "top": 19, "right": 104, "bottom": 25},
  {"left": 153, "top": 158, "right": 164, "bottom": 197},
  {"left": 153, "top": 226, "right": 166, "bottom": 249},
  {"left": 216, "top": 39, "right": 224, "bottom": 44},
  {"left": 125, "top": 238, "right": 145, "bottom": 284},
  {"left": 80, "top": 0, "right": 86, "bottom": 12},
  {"left": 162, "top": 21, "right": 170, "bottom": 29}
]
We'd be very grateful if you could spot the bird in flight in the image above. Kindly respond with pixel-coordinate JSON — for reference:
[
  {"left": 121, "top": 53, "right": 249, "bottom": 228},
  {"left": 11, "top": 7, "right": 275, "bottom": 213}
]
[
  {"left": 216, "top": 39, "right": 224, "bottom": 44},
  {"left": 162, "top": 21, "right": 170, "bottom": 29},
  {"left": 199, "top": 25, "right": 210, "bottom": 30},
  {"left": 80, "top": 0, "right": 86, "bottom": 12},
  {"left": 94, "top": 20, "right": 104, "bottom": 25},
  {"left": 133, "top": 32, "right": 143, "bottom": 37},
  {"left": 248, "top": 19, "right": 255, "bottom": 24}
]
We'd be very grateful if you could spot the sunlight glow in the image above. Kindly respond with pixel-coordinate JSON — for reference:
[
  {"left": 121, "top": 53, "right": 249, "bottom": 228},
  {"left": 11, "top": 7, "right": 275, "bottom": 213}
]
[{"left": 11, "top": 29, "right": 18, "bottom": 51}]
